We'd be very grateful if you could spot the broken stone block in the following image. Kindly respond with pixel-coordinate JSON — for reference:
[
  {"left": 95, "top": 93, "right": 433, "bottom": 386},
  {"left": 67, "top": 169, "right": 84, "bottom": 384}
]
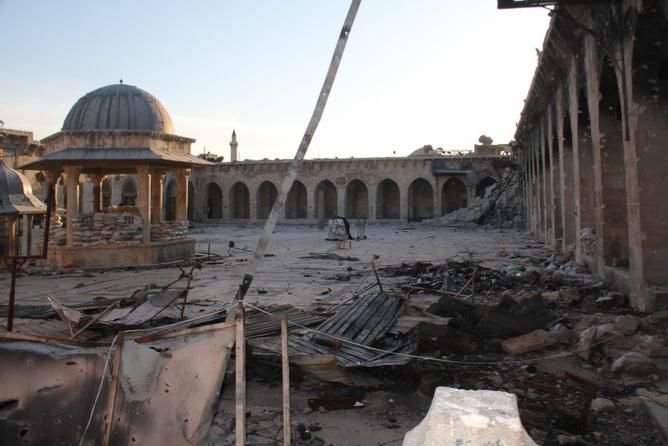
[
  {"left": 541, "top": 290, "right": 560, "bottom": 303},
  {"left": 578, "top": 326, "right": 597, "bottom": 361},
  {"left": 611, "top": 352, "right": 655, "bottom": 374},
  {"left": 501, "top": 329, "right": 557, "bottom": 355},
  {"left": 549, "top": 323, "right": 572, "bottom": 344},
  {"left": 591, "top": 397, "right": 615, "bottom": 412},
  {"left": 634, "top": 336, "right": 668, "bottom": 357},
  {"left": 402, "top": 387, "right": 536, "bottom": 446},
  {"left": 614, "top": 315, "right": 640, "bottom": 336}
]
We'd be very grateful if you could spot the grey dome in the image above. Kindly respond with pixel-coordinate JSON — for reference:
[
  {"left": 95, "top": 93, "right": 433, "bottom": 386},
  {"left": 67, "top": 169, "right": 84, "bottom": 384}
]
[
  {"left": 62, "top": 83, "right": 175, "bottom": 133},
  {"left": 0, "top": 159, "right": 46, "bottom": 215}
]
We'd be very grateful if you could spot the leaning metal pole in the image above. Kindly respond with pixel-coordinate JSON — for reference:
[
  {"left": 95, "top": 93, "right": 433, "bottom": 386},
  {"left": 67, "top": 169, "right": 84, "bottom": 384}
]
[{"left": 233, "top": 0, "right": 362, "bottom": 302}]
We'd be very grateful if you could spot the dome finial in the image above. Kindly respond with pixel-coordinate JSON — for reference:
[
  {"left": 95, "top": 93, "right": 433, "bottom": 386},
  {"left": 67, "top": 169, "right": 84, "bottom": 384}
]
[{"left": 119, "top": 79, "right": 123, "bottom": 84}]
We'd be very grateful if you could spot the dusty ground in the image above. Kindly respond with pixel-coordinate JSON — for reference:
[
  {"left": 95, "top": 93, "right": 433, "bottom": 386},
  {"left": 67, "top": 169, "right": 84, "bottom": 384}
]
[
  {"left": 3, "top": 224, "right": 543, "bottom": 311},
  {"left": 2, "top": 224, "right": 665, "bottom": 445}
]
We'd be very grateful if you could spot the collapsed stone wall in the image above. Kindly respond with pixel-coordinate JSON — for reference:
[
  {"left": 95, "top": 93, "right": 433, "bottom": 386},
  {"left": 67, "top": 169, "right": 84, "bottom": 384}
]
[
  {"left": 49, "top": 212, "right": 188, "bottom": 247},
  {"left": 425, "top": 168, "right": 523, "bottom": 228}
]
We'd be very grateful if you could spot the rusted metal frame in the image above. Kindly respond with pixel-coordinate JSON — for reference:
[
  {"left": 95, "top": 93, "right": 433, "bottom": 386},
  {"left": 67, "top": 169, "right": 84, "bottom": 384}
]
[
  {"left": 563, "top": 371, "right": 598, "bottom": 424},
  {"left": 3, "top": 182, "right": 54, "bottom": 331},
  {"left": 102, "top": 332, "right": 125, "bottom": 446},
  {"left": 234, "top": 0, "right": 362, "bottom": 302},
  {"left": 179, "top": 265, "right": 196, "bottom": 320}
]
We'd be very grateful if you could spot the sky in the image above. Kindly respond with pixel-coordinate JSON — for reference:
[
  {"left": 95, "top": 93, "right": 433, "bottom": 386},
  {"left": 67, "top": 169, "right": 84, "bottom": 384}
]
[{"left": 0, "top": 1, "right": 551, "bottom": 160}]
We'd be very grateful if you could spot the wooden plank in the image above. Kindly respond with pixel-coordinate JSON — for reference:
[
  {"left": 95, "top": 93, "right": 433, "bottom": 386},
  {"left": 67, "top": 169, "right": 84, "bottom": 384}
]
[
  {"left": 235, "top": 304, "right": 246, "bottom": 446},
  {"left": 281, "top": 315, "right": 291, "bottom": 446},
  {"left": 353, "top": 295, "right": 399, "bottom": 344}
]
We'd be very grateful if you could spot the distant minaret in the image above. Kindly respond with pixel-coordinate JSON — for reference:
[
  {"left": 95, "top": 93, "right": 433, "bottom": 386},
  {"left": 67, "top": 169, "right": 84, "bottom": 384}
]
[{"left": 230, "top": 130, "right": 238, "bottom": 162}]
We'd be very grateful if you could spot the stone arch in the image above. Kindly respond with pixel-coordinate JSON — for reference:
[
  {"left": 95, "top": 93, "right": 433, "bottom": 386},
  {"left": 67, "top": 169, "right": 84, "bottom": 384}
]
[
  {"left": 206, "top": 182, "right": 223, "bottom": 219},
  {"left": 121, "top": 177, "right": 137, "bottom": 207},
  {"left": 345, "top": 179, "right": 368, "bottom": 219},
  {"left": 164, "top": 179, "right": 176, "bottom": 221},
  {"left": 598, "top": 55, "right": 629, "bottom": 267},
  {"left": 314, "top": 180, "right": 337, "bottom": 220},
  {"left": 230, "top": 182, "right": 250, "bottom": 219},
  {"left": 256, "top": 181, "right": 278, "bottom": 219},
  {"left": 188, "top": 181, "right": 195, "bottom": 221},
  {"left": 475, "top": 177, "right": 497, "bottom": 198},
  {"left": 285, "top": 180, "right": 307, "bottom": 219},
  {"left": 376, "top": 179, "right": 400, "bottom": 219},
  {"left": 101, "top": 177, "right": 112, "bottom": 209},
  {"left": 408, "top": 178, "right": 434, "bottom": 221},
  {"left": 441, "top": 177, "right": 467, "bottom": 215}
]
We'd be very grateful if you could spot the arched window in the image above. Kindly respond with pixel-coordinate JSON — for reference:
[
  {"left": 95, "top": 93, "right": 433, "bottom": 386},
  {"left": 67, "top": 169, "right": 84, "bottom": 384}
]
[{"left": 408, "top": 178, "right": 433, "bottom": 221}]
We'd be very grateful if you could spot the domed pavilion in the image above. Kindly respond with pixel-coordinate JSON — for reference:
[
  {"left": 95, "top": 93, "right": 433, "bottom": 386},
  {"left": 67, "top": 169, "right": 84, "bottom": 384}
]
[{"left": 22, "top": 82, "right": 210, "bottom": 267}]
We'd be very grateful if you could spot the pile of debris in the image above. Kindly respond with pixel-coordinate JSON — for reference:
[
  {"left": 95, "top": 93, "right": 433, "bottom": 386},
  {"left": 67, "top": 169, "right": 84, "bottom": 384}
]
[{"left": 425, "top": 168, "right": 523, "bottom": 228}]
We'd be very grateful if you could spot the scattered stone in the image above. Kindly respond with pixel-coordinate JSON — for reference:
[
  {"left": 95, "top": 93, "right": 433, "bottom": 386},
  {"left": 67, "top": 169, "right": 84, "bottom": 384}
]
[
  {"left": 501, "top": 329, "right": 557, "bottom": 355},
  {"left": 591, "top": 397, "right": 615, "bottom": 412},
  {"left": 549, "top": 323, "right": 572, "bottom": 344},
  {"left": 556, "top": 434, "right": 579, "bottom": 445},
  {"left": 614, "top": 315, "right": 640, "bottom": 336},
  {"left": 578, "top": 326, "right": 597, "bottom": 361},
  {"left": 611, "top": 352, "right": 655, "bottom": 374},
  {"left": 634, "top": 336, "right": 668, "bottom": 357}
]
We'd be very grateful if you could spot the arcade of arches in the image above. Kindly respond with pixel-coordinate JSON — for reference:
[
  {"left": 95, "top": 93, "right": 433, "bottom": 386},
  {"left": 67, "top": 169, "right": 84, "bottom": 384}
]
[
  {"left": 513, "top": 1, "right": 668, "bottom": 312},
  {"left": 189, "top": 155, "right": 506, "bottom": 226}
]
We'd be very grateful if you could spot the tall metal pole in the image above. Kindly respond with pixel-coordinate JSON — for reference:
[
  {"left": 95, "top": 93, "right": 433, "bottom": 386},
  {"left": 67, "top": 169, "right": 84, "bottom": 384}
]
[{"left": 234, "top": 0, "right": 362, "bottom": 302}]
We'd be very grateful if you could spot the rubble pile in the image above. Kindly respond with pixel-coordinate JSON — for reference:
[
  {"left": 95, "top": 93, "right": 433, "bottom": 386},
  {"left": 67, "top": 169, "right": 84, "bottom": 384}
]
[{"left": 425, "top": 168, "right": 523, "bottom": 228}]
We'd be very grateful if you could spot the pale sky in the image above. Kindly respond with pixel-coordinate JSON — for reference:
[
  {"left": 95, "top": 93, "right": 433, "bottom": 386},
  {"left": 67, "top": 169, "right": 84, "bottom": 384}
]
[{"left": 0, "top": 1, "right": 550, "bottom": 160}]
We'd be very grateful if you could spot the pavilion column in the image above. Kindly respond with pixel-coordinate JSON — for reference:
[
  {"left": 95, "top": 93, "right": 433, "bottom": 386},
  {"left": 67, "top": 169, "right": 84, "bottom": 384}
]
[
  {"left": 151, "top": 170, "right": 165, "bottom": 225},
  {"left": 89, "top": 174, "right": 102, "bottom": 213},
  {"left": 64, "top": 167, "right": 80, "bottom": 248},
  {"left": 367, "top": 183, "right": 377, "bottom": 223},
  {"left": 137, "top": 167, "right": 151, "bottom": 244},
  {"left": 175, "top": 169, "right": 189, "bottom": 222}
]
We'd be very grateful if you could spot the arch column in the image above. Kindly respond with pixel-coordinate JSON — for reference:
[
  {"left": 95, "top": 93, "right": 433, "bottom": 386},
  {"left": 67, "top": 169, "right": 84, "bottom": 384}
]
[
  {"left": 137, "top": 167, "right": 151, "bottom": 244},
  {"left": 367, "top": 183, "right": 377, "bottom": 223},
  {"left": 399, "top": 186, "right": 408, "bottom": 222},
  {"left": 175, "top": 169, "right": 189, "bottom": 222},
  {"left": 336, "top": 185, "right": 345, "bottom": 216},
  {"left": 64, "top": 166, "right": 81, "bottom": 248},
  {"left": 151, "top": 170, "right": 165, "bottom": 224}
]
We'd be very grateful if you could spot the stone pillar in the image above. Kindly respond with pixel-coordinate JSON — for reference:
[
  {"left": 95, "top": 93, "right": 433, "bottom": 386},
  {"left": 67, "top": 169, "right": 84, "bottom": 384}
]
[
  {"left": 89, "top": 174, "right": 102, "bottom": 213},
  {"left": 399, "top": 186, "right": 408, "bottom": 222},
  {"left": 317, "top": 187, "right": 326, "bottom": 228},
  {"left": 21, "top": 215, "right": 32, "bottom": 256},
  {"left": 548, "top": 106, "right": 563, "bottom": 249},
  {"left": 175, "top": 169, "right": 189, "bottom": 222},
  {"left": 151, "top": 170, "right": 165, "bottom": 225},
  {"left": 137, "top": 167, "right": 151, "bottom": 244},
  {"left": 556, "top": 92, "right": 576, "bottom": 251},
  {"left": 336, "top": 186, "right": 345, "bottom": 217},
  {"left": 64, "top": 167, "right": 80, "bottom": 248},
  {"left": 540, "top": 120, "right": 549, "bottom": 245},
  {"left": 367, "top": 183, "right": 377, "bottom": 223}
]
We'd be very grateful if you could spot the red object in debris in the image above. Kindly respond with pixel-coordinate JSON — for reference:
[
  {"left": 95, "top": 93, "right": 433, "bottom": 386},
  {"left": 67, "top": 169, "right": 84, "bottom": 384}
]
[{"left": 63, "top": 263, "right": 77, "bottom": 269}]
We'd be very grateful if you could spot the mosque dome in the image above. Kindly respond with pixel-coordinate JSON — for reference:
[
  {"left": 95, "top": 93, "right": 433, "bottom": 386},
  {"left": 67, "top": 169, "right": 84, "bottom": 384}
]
[{"left": 62, "top": 83, "right": 175, "bottom": 134}]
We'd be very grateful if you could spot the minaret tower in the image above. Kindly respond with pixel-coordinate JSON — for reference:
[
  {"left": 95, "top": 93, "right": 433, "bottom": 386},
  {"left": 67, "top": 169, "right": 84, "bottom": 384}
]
[{"left": 230, "top": 130, "right": 238, "bottom": 162}]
